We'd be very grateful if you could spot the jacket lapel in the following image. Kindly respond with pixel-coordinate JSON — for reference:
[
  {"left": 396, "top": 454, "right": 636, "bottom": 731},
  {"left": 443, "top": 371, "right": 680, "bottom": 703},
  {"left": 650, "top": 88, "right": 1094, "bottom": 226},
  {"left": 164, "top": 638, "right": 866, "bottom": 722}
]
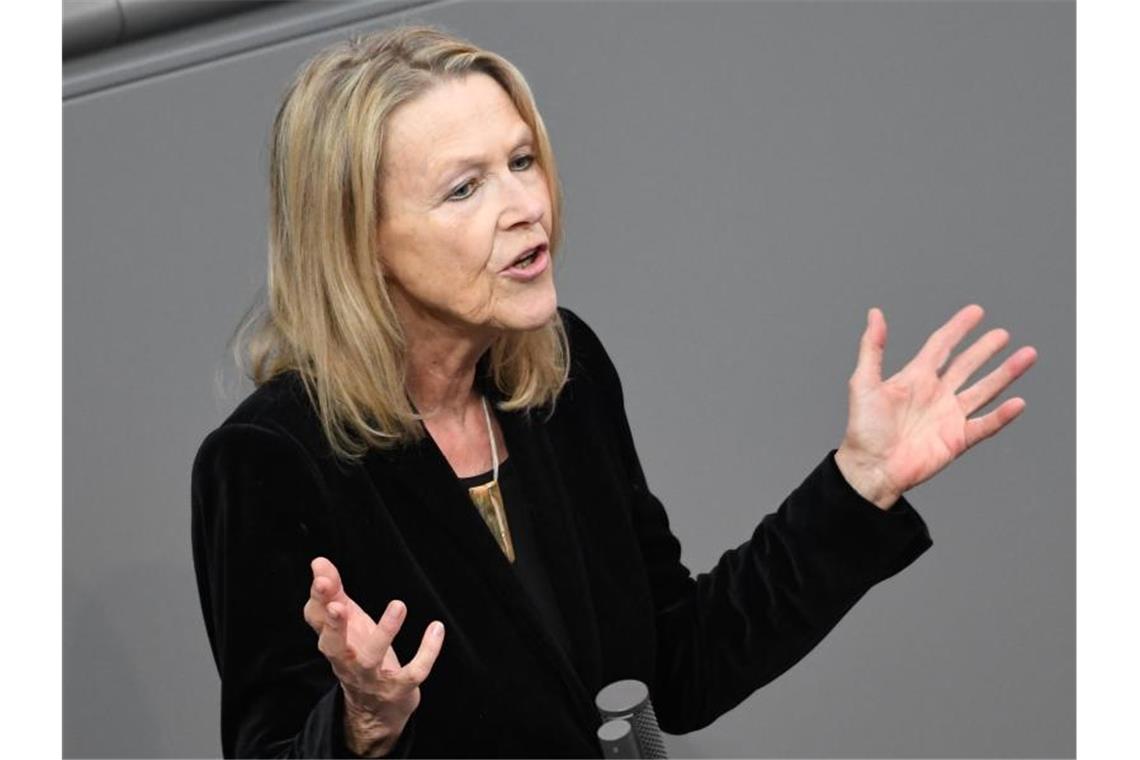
[
  {"left": 498, "top": 407, "right": 604, "bottom": 690},
  {"left": 362, "top": 369, "right": 603, "bottom": 735}
]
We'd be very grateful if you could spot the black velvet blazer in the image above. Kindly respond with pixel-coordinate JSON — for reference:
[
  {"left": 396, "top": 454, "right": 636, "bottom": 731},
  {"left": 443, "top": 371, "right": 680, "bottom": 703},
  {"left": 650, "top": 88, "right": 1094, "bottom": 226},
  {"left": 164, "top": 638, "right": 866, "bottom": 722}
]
[{"left": 191, "top": 307, "right": 933, "bottom": 758}]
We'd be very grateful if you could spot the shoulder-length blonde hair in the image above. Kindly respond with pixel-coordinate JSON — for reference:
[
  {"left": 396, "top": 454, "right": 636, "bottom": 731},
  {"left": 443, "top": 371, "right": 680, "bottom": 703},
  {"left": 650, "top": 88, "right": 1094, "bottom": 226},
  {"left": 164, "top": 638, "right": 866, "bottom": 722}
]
[{"left": 232, "top": 24, "right": 570, "bottom": 461}]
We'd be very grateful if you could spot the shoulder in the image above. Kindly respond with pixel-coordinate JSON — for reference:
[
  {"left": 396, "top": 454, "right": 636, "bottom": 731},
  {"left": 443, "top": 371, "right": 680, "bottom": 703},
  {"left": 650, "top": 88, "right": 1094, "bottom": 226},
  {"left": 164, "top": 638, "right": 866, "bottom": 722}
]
[
  {"left": 557, "top": 305, "right": 628, "bottom": 404},
  {"left": 194, "top": 371, "right": 333, "bottom": 475},
  {"left": 220, "top": 370, "right": 316, "bottom": 432}
]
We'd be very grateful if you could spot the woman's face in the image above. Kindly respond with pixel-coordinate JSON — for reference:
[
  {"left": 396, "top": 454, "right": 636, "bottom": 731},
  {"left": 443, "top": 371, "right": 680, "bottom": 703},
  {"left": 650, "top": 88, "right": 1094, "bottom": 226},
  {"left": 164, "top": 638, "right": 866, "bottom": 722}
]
[{"left": 376, "top": 72, "right": 556, "bottom": 340}]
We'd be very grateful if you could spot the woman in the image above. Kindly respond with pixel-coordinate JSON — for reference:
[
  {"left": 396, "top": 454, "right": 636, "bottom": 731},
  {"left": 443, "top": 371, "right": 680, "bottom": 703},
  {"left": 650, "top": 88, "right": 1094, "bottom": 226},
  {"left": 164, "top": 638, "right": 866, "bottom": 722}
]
[{"left": 191, "top": 24, "right": 1037, "bottom": 758}]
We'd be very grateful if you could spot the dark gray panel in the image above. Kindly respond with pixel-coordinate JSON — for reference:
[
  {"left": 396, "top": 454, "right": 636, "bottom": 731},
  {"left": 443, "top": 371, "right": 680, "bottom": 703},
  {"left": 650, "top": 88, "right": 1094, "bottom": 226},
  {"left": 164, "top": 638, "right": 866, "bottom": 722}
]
[
  {"left": 63, "top": 0, "right": 436, "bottom": 97},
  {"left": 63, "top": 0, "right": 277, "bottom": 60},
  {"left": 63, "top": 0, "right": 123, "bottom": 58}
]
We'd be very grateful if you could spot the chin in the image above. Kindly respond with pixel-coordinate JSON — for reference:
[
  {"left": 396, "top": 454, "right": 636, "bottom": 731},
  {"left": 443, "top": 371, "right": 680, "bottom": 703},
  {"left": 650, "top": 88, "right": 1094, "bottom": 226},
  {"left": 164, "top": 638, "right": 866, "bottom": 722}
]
[{"left": 500, "top": 281, "right": 558, "bottom": 332}]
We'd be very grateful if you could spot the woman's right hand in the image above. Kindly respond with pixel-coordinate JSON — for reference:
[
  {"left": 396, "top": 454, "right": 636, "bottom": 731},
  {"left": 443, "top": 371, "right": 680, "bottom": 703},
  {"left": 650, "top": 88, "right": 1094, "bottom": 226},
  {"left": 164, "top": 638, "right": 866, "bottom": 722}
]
[{"left": 304, "top": 556, "right": 445, "bottom": 757}]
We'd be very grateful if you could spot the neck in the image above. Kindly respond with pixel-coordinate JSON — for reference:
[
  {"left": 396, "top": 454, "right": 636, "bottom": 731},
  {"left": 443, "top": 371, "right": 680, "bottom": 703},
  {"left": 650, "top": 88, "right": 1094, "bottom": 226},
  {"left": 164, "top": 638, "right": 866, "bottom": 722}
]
[{"left": 395, "top": 299, "right": 495, "bottom": 426}]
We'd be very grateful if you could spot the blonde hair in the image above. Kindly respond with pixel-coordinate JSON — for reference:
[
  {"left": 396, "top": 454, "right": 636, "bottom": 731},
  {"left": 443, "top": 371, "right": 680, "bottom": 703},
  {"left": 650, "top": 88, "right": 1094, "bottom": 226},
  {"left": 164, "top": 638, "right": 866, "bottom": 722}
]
[{"left": 232, "top": 24, "right": 570, "bottom": 461}]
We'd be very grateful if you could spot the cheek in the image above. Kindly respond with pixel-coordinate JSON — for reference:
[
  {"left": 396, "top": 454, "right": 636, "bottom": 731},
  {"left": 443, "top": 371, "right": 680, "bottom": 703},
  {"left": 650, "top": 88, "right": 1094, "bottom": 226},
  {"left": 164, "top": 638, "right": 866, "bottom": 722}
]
[
  {"left": 387, "top": 200, "right": 506, "bottom": 306},
  {"left": 402, "top": 224, "right": 497, "bottom": 309},
  {"left": 435, "top": 207, "right": 499, "bottom": 271}
]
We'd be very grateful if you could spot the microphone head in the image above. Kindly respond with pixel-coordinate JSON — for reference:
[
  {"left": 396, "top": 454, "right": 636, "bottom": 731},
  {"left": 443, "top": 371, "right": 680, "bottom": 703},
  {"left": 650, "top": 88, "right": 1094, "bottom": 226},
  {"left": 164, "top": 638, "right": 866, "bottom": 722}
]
[
  {"left": 596, "top": 679, "right": 650, "bottom": 718},
  {"left": 595, "top": 680, "right": 668, "bottom": 759},
  {"left": 597, "top": 719, "right": 640, "bottom": 758}
]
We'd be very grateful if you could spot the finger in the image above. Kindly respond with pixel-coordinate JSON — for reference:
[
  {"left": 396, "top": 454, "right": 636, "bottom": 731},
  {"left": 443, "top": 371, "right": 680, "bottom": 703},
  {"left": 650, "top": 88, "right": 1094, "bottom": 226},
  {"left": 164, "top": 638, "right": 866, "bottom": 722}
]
[
  {"left": 305, "top": 561, "right": 339, "bottom": 631},
  {"left": 317, "top": 601, "right": 354, "bottom": 664},
  {"left": 850, "top": 307, "right": 887, "bottom": 390},
  {"left": 965, "top": 397, "right": 1027, "bottom": 450},
  {"left": 398, "top": 621, "right": 446, "bottom": 687},
  {"left": 303, "top": 597, "right": 324, "bottom": 632},
  {"left": 910, "top": 304, "right": 986, "bottom": 375},
  {"left": 356, "top": 600, "right": 407, "bottom": 671},
  {"left": 940, "top": 327, "right": 1010, "bottom": 392},
  {"left": 958, "top": 346, "right": 1038, "bottom": 416},
  {"left": 311, "top": 557, "right": 350, "bottom": 606}
]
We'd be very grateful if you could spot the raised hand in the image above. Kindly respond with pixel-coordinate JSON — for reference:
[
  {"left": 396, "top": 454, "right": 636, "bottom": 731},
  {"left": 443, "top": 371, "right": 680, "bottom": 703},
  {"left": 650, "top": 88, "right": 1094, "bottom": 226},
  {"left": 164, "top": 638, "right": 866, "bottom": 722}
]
[
  {"left": 303, "top": 556, "right": 444, "bottom": 757},
  {"left": 834, "top": 304, "right": 1038, "bottom": 510}
]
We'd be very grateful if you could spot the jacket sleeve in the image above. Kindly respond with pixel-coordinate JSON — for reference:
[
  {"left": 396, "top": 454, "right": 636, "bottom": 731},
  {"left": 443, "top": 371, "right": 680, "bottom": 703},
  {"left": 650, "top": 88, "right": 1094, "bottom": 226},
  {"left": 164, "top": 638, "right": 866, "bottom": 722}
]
[
  {"left": 561, "top": 309, "right": 934, "bottom": 734},
  {"left": 191, "top": 422, "right": 417, "bottom": 758}
]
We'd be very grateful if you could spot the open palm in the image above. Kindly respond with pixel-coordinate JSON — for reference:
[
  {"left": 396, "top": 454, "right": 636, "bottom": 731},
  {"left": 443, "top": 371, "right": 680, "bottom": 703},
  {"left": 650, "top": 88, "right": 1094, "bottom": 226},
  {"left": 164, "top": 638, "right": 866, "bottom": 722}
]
[
  {"left": 303, "top": 557, "right": 444, "bottom": 753},
  {"left": 839, "top": 304, "right": 1038, "bottom": 504}
]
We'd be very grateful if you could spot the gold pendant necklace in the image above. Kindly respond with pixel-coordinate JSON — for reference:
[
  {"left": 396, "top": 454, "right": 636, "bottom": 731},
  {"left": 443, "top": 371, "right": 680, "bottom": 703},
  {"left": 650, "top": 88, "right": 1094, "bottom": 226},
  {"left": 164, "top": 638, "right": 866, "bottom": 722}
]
[{"left": 467, "top": 395, "right": 516, "bottom": 563}]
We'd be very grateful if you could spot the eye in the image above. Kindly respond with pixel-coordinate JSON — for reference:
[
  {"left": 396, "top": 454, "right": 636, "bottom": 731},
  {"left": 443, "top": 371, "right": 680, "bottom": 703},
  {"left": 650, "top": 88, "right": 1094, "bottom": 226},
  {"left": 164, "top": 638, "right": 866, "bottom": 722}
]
[
  {"left": 447, "top": 154, "right": 536, "bottom": 203},
  {"left": 448, "top": 177, "right": 481, "bottom": 202}
]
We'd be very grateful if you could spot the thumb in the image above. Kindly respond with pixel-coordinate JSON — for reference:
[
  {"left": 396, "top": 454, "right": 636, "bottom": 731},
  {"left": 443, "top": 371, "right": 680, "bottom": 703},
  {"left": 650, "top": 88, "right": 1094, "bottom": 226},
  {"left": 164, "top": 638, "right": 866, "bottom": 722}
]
[{"left": 851, "top": 307, "right": 886, "bottom": 389}]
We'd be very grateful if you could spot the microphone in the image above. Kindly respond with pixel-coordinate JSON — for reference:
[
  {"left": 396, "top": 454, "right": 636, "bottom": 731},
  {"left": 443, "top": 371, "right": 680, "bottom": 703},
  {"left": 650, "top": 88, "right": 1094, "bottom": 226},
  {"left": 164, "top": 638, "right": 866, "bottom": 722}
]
[
  {"left": 595, "top": 679, "right": 668, "bottom": 759},
  {"left": 596, "top": 719, "right": 639, "bottom": 758}
]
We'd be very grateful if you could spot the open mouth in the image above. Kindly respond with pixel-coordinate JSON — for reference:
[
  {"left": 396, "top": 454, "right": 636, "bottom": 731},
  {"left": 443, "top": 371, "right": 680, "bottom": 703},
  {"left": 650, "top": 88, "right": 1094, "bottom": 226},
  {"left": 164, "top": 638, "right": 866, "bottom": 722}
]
[{"left": 506, "top": 243, "right": 548, "bottom": 271}]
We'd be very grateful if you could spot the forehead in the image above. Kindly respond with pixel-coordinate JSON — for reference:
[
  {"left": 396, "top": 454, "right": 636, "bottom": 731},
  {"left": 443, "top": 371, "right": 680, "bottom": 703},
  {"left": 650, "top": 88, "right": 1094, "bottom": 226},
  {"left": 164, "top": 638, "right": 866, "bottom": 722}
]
[{"left": 382, "top": 72, "right": 531, "bottom": 191}]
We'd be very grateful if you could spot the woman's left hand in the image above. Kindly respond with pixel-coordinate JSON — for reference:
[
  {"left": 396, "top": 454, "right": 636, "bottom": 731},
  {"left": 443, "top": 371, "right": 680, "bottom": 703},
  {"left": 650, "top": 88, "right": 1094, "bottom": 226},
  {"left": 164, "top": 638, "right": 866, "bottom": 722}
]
[{"left": 834, "top": 303, "right": 1038, "bottom": 510}]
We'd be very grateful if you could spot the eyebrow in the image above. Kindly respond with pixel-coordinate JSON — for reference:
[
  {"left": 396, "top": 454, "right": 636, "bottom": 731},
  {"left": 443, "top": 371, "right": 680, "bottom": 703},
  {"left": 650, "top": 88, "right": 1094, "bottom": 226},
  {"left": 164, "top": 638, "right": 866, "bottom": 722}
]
[{"left": 432, "top": 124, "right": 535, "bottom": 190}]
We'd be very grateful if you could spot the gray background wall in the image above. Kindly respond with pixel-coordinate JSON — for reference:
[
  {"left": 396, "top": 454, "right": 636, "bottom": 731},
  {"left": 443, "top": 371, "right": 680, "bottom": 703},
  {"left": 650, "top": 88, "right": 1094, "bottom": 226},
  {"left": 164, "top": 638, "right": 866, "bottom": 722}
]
[{"left": 63, "top": 1, "right": 1073, "bottom": 757}]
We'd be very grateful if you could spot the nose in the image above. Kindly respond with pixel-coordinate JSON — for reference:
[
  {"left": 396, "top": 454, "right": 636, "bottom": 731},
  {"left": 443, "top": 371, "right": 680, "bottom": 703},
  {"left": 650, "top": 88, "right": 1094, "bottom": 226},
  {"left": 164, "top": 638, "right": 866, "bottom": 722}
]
[{"left": 500, "top": 170, "right": 546, "bottom": 231}]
